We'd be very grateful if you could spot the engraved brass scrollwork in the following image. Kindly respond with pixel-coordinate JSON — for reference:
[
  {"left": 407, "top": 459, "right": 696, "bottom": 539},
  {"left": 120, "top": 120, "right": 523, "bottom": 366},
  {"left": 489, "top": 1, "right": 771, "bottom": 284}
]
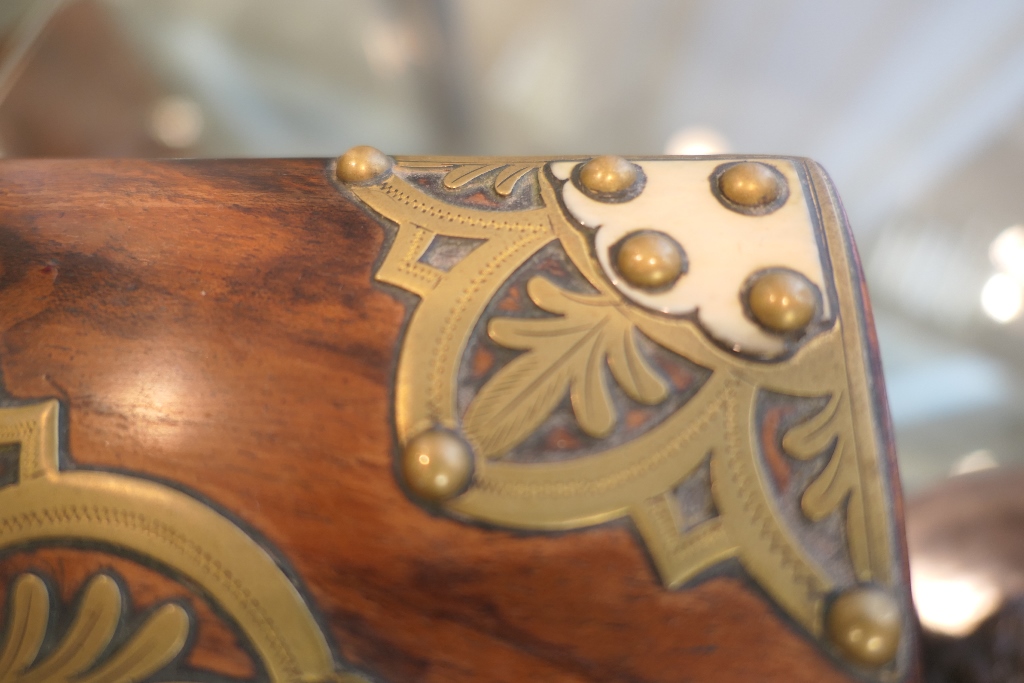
[
  {"left": 345, "top": 154, "right": 903, "bottom": 663},
  {"left": 0, "top": 400, "right": 367, "bottom": 683},
  {"left": 463, "top": 277, "right": 669, "bottom": 452},
  {"left": 0, "top": 573, "right": 188, "bottom": 683}
]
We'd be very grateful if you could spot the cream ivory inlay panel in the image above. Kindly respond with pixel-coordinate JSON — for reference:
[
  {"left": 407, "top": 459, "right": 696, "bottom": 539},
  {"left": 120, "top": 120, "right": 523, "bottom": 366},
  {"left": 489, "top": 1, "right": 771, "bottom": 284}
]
[{"left": 551, "top": 159, "right": 830, "bottom": 356}]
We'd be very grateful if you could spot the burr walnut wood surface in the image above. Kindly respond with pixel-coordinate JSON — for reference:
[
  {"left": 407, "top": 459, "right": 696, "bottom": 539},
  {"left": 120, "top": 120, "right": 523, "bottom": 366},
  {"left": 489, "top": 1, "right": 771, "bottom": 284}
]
[{"left": 0, "top": 158, "right": 869, "bottom": 682}]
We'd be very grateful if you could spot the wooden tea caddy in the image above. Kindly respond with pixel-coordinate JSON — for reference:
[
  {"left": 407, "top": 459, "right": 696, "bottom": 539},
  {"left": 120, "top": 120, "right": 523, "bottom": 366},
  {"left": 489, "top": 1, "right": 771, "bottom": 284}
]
[{"left": 0, "top": 150, "right": 916, "bottom": 682}]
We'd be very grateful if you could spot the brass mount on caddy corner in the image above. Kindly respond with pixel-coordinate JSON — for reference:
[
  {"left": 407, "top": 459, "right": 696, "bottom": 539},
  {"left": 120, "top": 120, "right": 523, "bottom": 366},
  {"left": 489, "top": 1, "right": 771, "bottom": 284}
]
[{"left": 339, "top": 147, "right": 907, "bottom": 675}]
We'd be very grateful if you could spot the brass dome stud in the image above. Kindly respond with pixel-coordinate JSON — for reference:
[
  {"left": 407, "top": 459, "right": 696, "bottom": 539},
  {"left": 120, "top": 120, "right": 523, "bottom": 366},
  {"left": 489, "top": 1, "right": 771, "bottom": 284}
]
[
  {"left": 579, "top": 155, "right": 640, "bottom": 196},
  {"left": 825, "top": 586, "right": 902, "bottom": 667},
  {"left": 717, "top": 161, "right": 785, "bottom": 208},
  {"left": 746, "top": 269, "right": 817, "bottom": 334},
  {"left": 335, "top": 145, "right": 393, "bottom": 184},
  {"left": 614, "top": 231, "right": 686, "bottom": 290},
  {"left": 402, "top": 428, "right": 474, "bottom": 502}
]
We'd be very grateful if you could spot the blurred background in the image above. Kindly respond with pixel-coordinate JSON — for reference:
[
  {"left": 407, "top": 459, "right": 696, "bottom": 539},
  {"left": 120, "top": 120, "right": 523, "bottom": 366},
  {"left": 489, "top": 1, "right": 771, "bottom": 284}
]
[{"left": 3, "top": 0, "right": 1024, "bottom": 667}]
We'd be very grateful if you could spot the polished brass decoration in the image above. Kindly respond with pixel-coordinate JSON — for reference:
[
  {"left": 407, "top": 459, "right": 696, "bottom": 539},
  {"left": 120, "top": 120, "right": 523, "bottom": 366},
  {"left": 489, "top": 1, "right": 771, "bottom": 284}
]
[
  {"left": 826, "top": 586, "right": 902, "bottom": 667},
  {"left": 336, "top": 144, "right": 394, "bottom": 184},
  {"left": 399, "top": 158, "right": 543, "bottom": 197},
  {"left": 714, "top": 160, "right": 789, "bottom": 214},
  {"left": 345, "top": 155, "right": 902, "bottom": 655},
  {"left": 746, "top": 268, "right": 819, "bottom": 333},
  {"left": 0, "top": 401, "right": 367, "bottom": 683},
  {"left": 613, "top": 230, "right": 686, "bottom": 290},
  {"left": 463, "top": 277, "right": 669, "bottom": 452},
  {"left": 0, "top": 573, "right": 189, "bottom": 683},
  {"left": 441, "top": 162, "right": 537, "bottom": 196},
  {"left": 578, "top": 154, "right": 641, "bottom": 196},
  {"left": 403, "top": 428, "right": 475, "bottom": 501}
]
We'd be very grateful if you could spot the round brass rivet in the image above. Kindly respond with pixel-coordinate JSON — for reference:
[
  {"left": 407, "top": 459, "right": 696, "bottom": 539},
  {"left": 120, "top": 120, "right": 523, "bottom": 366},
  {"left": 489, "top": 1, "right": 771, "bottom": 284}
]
[
  {"left": 615, "top": 231, "right": 685, "bottom": 290},
  {"left": 579, "top": 155, "right": 639, "bottom": 195},
  {"left": 402, "top": 429, "right": 473, "bottom": 502},
  {"left": 336, "top": 145, "right": 393, "bottom": 183},
  {"left": 718, "top": 162, "right": 784, "bottom": 207},
  {"left": 826, "top": 586, "right": 901, "bottom": 667},
  {"left": 747, "top": 270, "right": 817, "bottom": 333}
]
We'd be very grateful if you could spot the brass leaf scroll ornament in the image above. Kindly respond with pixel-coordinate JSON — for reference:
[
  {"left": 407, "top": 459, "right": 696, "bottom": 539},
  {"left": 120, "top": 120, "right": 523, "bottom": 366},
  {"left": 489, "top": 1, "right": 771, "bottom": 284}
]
[
  {"left": 0, "top": 401, "right": 369, "bottom": 683},
  {"left": 785, "top": 390, "right": 875, "bottom": 580},
  {"left": 401, "top": 159, "right": 539, "bottom": 197},
  {"left": 0, "top": 573, "right": 188, "bottom": 683},
  {"left": 463, "top": 277, "right": 668, "bottom": 456},
  {"left": 342, "top": 153, "right": 907, "bottom": 673}
]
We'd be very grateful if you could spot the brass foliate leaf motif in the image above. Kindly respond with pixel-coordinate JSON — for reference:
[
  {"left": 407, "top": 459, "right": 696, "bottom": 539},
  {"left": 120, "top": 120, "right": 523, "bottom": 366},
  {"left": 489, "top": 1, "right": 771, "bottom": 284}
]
[
  {"left": 782, "top": 391, "right": 872, "bottom": 580},
  {"left": 15, "top": 574, "right": 122, "bottom": 683},
  {"left": 0, "top": 573, "right": 189, "bottom": 683},
  {"left": 493, "top": 165, "right": 534, "bottom": 196},
  {"left": 463, "top": 276, "right": 668, "bottom": 459},
  {"left": 0, "top": 576, "right": 47, "bottom": 680},
  {"left": 443, "top": 163, "right": 498, "bottom": 188},
  {"left": 443, "top": 163, "right": 537, "bottom": 196},
  {"left": 0, "top": 400, "right": 366, "bottom": 683},
  {"left": 606, "top": 320, "right": 671, "bottom": 405},
  {"left": 74, "top": 603, "right": 189, "bottom": 683}
]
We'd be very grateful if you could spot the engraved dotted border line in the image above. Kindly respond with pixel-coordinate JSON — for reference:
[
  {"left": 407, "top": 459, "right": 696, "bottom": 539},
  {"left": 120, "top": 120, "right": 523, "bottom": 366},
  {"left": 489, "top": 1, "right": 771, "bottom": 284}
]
[
  {"left": 0, "top": 420, "right": 41, "bottom": 477},
  {"left": 395, "top": 226, "right": 442, "bottom": 287},
  {"left": 719, "top": 391, "right": 825, "bottom": 609},
  {"left": 381, "top": 183, "right": 549, "bottom": 235},
  {"left": 427, "top": 233, "right": 554, "bottom": 422}
]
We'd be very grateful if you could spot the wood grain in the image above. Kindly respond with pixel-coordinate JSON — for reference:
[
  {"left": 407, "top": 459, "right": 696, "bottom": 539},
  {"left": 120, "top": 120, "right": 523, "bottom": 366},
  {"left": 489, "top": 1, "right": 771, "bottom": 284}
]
[{"left": 0, "top": 158, "right": 862, "bottom": 682}]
